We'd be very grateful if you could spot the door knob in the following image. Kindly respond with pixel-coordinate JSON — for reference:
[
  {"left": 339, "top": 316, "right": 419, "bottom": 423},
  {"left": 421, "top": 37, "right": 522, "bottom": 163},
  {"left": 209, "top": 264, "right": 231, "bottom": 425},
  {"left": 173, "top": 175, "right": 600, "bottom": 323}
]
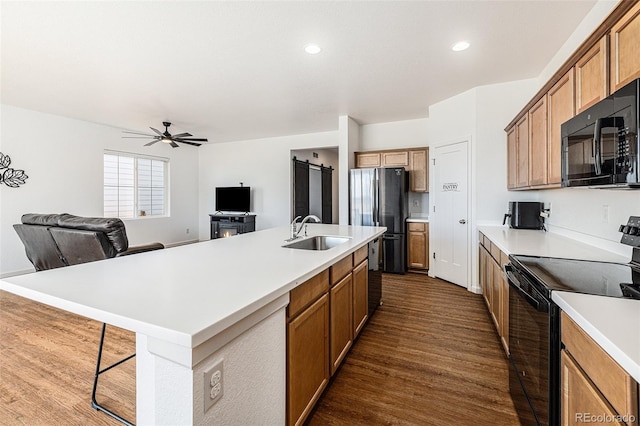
[{"left": 459, "top": 219, "right": 466, "bottom": 224}]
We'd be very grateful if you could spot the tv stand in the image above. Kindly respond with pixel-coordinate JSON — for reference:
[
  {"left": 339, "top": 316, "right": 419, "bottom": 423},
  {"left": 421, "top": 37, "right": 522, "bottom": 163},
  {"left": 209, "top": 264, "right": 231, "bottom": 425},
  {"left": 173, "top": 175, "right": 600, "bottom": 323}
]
[{"left": 209, "top": 214, "right": 256, "bottom": 239}]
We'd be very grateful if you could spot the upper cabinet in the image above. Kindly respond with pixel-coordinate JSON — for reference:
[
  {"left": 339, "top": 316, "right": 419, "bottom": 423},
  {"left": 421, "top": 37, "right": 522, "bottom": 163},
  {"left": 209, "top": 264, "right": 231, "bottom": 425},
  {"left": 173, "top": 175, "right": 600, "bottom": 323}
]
[
  {"left": 528, "top": 96, "right": 548, "bottom": 187},
  {"left": 355, "top": 147, "right": 429, "bottom": 192},
  {"left": 575, "top": 36, "right": 609, "bottom": 113},
  {"left": 610, "top": 1, "right": 640, "bottom": 92},
  {"left": 504, "top": 1, "right": 639, "bottom": 191},
  {"left": 547, "top": 70, "right": 575, "bottom": 186}
]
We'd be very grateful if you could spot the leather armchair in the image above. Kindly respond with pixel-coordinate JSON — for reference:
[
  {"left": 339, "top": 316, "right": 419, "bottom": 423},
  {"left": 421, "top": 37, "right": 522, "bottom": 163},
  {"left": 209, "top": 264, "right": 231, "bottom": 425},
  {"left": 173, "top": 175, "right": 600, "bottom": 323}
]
[{"left": 14, "top": 213, "right": 164, "bottom": 271}]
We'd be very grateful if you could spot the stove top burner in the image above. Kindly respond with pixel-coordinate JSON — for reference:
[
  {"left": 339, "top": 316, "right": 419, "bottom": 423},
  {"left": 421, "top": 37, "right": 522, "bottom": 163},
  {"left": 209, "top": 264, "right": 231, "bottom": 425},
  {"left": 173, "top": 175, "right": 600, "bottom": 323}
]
[{"left": 510, "top": 255, "right": 640, "bottom": 300}]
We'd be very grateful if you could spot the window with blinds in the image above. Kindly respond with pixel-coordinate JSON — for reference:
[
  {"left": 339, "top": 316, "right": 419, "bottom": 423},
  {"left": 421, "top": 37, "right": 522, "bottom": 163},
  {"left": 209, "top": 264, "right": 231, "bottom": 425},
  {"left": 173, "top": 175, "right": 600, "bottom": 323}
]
[{"left": 104, "top": 152, "right": 168, "bottom": 218}]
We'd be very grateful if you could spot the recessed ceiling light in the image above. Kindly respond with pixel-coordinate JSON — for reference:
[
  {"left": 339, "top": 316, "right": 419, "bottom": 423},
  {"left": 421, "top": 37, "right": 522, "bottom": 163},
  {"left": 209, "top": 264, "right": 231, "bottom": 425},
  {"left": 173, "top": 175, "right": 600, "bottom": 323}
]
[
  {"left": 305, "top": 44, "right": 322, "bottom": 55},
  {"left": 452, "top": 41, "right": 470, "bottom": 52}
]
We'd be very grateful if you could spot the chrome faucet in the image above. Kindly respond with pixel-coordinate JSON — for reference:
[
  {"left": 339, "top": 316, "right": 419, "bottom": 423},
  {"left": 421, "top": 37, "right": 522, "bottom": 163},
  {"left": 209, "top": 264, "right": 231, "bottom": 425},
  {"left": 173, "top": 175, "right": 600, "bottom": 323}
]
[{"left": 289, "top": 215, "right": 320, "bottom": 240}]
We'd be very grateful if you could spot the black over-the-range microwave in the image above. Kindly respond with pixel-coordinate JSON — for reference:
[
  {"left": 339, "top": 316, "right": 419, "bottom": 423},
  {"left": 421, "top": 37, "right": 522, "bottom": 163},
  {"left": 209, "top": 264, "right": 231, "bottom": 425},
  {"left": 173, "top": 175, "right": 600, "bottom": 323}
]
[{"left": 561, "top": 77, "right": 639, "bottom": 188}]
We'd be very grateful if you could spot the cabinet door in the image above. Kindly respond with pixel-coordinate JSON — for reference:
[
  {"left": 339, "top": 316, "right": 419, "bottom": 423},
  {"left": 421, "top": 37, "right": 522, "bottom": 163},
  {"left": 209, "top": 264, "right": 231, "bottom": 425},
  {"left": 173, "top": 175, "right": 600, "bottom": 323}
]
[
  {"left": 355, "top": 152, "right": 381, "bottom": 168},
  {"left": 352, "top": 260, "right": 368, "bottom": 338},
  {"left": 480, "top": 246, "right": 491, "bottom": 309},
  {"left": 499, "top": 267, "right": 509, "bottom": 354},
  {"left": 408, "top": 149, "right": 428, "bottom": 192},
  {"left": 381, "top": 151, "right": 409, "bottom": 167},
  {"left": 506, "top": 126, "right": 517, "bottom": 189},
  {"left": 490, "top": 259, "right": 501, "bottom": 331},
  {"left": 528, "top": 96, "right": 548, "bottom": 187},
  {"left": 548, "top": 69, "right": 575, "bottom": 186},
  {"left": 330, "top": 273, "right": 353, "bottom": 375},
  {"left": 610, "top": 2, "right": 640, "bottom": 93},
  {"left": 408, "top": 223, "right": 427, "bottom": 269},
  {"left": 287, "top": 294, "right": 329, "bottom": 426},
  {"left": 576, "top": 36, "right": 609, "bottom": 113},
  {"left": 516, "top": 115, "right": 529, "bottom": 188},
  {"left": 561, "top": 350, "right": 622, "bottom": 426}
]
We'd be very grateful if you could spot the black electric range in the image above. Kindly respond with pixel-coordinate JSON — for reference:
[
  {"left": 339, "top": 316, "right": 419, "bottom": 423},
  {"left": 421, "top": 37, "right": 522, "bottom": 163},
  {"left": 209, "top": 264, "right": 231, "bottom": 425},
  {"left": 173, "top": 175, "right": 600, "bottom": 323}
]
[
  {"left": 505, "top": 216, "right": 640, "bottom": 426},
  {"left": 509, "top": 255, "right": 640, "bottom": 301}
]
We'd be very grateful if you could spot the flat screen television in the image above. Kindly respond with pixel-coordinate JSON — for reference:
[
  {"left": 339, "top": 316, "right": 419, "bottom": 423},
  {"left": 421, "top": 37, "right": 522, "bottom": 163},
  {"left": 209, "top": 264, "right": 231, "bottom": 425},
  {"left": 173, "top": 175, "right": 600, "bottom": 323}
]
[{"left": 215, "top": 186, "right": 251, "bottom": 212}]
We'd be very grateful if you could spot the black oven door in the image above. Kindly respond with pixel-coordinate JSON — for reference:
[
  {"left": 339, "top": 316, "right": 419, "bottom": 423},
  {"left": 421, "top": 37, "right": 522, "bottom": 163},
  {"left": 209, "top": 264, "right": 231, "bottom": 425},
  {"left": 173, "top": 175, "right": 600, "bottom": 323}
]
[{"left": 506, "top": 264, "right": 558, "bottom": 426}]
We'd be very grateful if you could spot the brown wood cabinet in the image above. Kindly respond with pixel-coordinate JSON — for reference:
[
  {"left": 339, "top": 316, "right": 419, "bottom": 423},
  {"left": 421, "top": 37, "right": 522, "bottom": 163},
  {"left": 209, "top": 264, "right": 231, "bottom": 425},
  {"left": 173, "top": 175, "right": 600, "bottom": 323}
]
[
  {"left": 330, "top": 273, "right": 353, "bottom": 375},
  {"left": 409, "top": 149, "right": 428, "bottom": 192},
  {"left": 547, "top": 69, "right": 575, "bottom": 186},
  {"left": 287, "top": 248, "right": 375, "bottom": 426},
  {"left": 575, "top": 35, "right": 609, "bottom": 114},
  {"left": 528, "top": 96, "right": 548, "bottom": 186},
  {"left": 352, "top": 259, "right": 368, "bottom": 338},
  {"left": 287, "top": 288, "right": 329, "bottom": 426},
  {"left": 516, "top": 115, "right": 530, "bottom": 188},
  {"left": 478, "top": 233, "right": 509, "bottom": 354},
  {"left": 407, "top": 222, "right": 429, "bottom": 271},
  {"left": 355, "top": 152, "right": 381, "bottom": 168},
  {"left": 505, "top": 1, "right": 640, "bottom": 192},
  {"left": 610, "top": 2, "right": 640, "bottom": 93},
  {"left": 355, "top": 148, "right": 429, "bottom": 192},
  {"left": 561, "top": 312, "right": 639, "bottom": 425},
  {"left": 507, "top": 127, "right": 517, "bottom": 189},
  {"left": 381, "top": 151, "right": 409, "bottom": 167}
]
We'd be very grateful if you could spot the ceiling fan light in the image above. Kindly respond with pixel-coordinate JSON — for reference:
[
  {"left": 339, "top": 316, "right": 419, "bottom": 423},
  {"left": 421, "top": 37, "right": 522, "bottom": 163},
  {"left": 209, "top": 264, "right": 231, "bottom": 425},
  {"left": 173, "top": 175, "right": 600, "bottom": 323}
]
[{"left": 161, "top": 136, "right": 172, "bottom": 143}]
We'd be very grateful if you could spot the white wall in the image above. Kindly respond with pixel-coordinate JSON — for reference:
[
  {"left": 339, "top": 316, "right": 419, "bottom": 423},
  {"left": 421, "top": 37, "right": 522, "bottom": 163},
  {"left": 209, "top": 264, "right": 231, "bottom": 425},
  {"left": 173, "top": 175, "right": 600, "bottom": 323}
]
[
  {"left": 197, "top": 131, "right": 338, "bottom": 241},
  {"left": 360, "top": 118, "right": 428, "bottom": 151},
  {"left": 0, "top": 105, "right": 200, "bottom": 276}
]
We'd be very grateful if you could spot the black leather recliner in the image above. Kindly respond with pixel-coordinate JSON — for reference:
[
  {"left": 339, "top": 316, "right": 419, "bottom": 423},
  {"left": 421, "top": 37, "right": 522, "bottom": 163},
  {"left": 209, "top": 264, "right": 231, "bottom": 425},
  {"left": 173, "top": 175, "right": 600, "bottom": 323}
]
[{"left": 13, "top": 213, "right": 164, "bottom": 426}]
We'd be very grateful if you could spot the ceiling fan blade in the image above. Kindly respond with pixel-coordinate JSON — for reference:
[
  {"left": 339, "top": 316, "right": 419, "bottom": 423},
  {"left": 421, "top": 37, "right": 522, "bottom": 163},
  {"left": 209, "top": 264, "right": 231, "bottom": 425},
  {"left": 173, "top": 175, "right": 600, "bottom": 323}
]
[
  {"left": 169, "top": 141, "right": 179, "bottom": 148},
  {"left": 144, "top": 139, "right": 161, "bottom": 146},
  {"left": 123, "top": 136, "right": 157, "bottom": 139},
  {"left": 122, "top": 130, "right": 156, "bottom": 137},
  {"left": 176, "top": 140, "right": 202, "bottom": 147},
  {"left": 149, "top": 127, "right": 163, "bottom": 136},
  {"left": 175, "top": 138, "right": 208, "bottom": 142},
  {"left": 171, "top": 133, "right": 192, "bottom": 138}
]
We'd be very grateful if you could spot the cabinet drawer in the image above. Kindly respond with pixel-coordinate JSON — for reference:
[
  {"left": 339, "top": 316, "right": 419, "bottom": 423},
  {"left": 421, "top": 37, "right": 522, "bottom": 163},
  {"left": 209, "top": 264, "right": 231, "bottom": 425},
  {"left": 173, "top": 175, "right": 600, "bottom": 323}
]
[
  {"left": 288, "top": 269, "right": 329, "bottom": 319},
  {"left": 489, "top": 241, "right": 501, "bottom": 263},
  {"left": 408, "top": 222, "right": 426, "bottom": 232},
  {"left": 500, "top": 251, "right": 509, "bottom": 267},
  {"left": 353, "top": 245, "right": 368, "bottom": 266},
  {"left": 331, "top": 255, "right": 353, "bottom": 285},
  {"left": 561, "top": 312, "right": 639, "bottom": 420}
]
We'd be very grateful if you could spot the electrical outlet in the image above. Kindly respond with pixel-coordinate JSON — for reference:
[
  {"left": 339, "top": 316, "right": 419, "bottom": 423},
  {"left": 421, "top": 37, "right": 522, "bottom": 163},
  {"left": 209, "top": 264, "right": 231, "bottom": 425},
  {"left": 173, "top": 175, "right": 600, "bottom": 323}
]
[
  {"left": 203, "top": 359, "right": 224, "bottom": 412},
  {"left": 186, "top": 228, "right": 190, "bottom": 234},
  {"left": 413, "top": 200, "right": 419, "bottom": 207}
]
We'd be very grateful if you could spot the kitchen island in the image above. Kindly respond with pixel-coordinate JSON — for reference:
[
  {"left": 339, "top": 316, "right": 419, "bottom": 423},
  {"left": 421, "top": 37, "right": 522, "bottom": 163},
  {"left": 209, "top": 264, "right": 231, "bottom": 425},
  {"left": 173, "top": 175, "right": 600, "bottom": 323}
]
[{"left": 0, "top": 224, "right": 385, "bottom": 425}]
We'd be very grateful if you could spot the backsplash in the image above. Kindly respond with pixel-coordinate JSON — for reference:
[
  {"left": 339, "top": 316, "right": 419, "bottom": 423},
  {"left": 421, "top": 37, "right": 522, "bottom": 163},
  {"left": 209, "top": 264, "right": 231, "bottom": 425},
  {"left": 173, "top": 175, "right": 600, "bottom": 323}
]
[{"left": 409, "top": 192, "right": 429, "bottom": 216}]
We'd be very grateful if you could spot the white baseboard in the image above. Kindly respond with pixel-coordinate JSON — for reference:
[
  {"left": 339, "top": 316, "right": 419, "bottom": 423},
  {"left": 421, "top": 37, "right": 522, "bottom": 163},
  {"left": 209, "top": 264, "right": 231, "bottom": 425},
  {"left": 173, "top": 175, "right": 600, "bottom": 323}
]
[{"left": 164, "top": 239, "right": 200, "bottom": 248}]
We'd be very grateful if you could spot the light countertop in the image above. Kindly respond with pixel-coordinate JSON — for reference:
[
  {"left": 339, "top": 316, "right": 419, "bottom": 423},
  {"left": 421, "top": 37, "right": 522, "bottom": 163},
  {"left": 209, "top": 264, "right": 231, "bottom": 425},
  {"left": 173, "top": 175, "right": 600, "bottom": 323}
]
[
  {"left": 407, "top": 214, "right": 429, "bottom": 223},
  {"left": 477, "top": 226, "right": 629, "bottom": 263},
  {"left": 0, "top": 224, "right": 385, "bottom": 349},
  {"left": 553, "top": 291, "right": 640, "bottom": 382},
  {"left": 478, "top": 225, "right": 638, "bottom": 381}
]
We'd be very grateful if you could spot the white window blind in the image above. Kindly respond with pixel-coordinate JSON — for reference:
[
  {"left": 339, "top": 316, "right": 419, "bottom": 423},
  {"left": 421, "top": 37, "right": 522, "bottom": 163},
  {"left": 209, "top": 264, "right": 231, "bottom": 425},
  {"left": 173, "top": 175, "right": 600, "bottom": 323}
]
[{"left": 104, "top": 152, "right": 168, "bottom": 218}]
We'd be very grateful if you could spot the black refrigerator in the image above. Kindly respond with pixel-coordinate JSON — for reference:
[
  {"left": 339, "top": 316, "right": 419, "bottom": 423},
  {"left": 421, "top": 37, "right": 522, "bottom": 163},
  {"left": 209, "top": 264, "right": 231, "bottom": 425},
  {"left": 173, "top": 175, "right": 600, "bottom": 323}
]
[{"left": 349, "top": 167, "right": 408, "bottom": 274}]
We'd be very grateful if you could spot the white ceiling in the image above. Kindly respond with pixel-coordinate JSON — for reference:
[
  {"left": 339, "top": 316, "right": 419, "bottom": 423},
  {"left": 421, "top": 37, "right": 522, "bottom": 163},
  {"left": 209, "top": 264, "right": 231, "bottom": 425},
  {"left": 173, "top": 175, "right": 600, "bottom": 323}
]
[{"left": 1, "top": 1, "right": 598, "bottom": 144}]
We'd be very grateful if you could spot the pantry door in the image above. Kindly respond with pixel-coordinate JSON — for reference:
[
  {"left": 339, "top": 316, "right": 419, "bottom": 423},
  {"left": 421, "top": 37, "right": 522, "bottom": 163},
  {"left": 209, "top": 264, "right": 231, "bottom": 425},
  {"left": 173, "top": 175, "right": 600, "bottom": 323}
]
[{"left": 432, "top": 141, "right": 469, "bottom": 288}]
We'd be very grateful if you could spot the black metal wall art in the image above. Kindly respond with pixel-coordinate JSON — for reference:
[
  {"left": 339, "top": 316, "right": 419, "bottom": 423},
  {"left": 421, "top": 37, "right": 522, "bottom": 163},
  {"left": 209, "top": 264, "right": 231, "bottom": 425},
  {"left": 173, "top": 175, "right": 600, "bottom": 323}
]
[{"left": 0, "top": 152, "right": 29, "bottom": 188}]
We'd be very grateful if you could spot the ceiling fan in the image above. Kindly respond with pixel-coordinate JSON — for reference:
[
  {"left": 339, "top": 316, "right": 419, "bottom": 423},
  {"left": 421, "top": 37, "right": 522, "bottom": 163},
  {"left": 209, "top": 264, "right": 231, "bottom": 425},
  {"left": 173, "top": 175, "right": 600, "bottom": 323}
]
[{"left": 122, "top": 122, "right": 208, "bottom": 148}]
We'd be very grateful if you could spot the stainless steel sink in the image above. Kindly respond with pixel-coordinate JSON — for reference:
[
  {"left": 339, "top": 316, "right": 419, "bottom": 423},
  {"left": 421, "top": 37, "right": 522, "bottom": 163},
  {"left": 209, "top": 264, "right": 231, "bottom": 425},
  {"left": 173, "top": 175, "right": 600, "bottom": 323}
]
[{"left": 282, "top": 235, "right": 351, "bottom": 251}]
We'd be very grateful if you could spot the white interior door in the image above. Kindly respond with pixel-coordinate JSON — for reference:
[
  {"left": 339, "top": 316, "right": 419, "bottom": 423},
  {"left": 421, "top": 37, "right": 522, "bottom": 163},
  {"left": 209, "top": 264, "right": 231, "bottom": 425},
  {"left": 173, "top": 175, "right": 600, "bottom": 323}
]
[{"left": 432, "top": 141, "right": 469, "bottom": 288}]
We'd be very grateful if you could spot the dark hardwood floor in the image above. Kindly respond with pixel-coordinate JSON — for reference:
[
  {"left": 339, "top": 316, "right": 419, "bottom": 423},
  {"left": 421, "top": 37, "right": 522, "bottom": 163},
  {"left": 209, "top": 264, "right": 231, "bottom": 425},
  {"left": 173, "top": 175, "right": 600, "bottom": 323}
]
[
  {"left": 307, "top": 273, "right": 520, "bottom": 426},
  {"left": 1, "top": 273, "right": 519, "bottom": 425}
]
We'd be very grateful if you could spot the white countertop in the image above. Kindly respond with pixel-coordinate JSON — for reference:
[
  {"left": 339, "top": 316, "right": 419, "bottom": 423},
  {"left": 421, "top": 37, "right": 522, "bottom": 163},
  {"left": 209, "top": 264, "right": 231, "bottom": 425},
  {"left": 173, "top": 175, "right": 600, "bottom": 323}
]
[
  {"left": 553, "top": 291, "right": 640, "bottom": 382},
  {"left": 477, "top": 226, "right": 629, "bottom": 263},
  {"left": 407, "top": 214, "right": 429, "bottom": 223},
  {"left": 478, "top": 226, "right": 638, "bottom": 381},
  {"left": 0, "top": 224, "right": 385, "bottom": 349}
]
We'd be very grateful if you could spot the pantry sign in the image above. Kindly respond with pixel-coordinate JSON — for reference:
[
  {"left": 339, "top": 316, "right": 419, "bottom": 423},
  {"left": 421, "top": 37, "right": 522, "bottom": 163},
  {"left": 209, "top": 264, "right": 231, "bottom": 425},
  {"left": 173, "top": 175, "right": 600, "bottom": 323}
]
[{"left": 442, "top": 182, "right": 459, "bottom": 192}]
